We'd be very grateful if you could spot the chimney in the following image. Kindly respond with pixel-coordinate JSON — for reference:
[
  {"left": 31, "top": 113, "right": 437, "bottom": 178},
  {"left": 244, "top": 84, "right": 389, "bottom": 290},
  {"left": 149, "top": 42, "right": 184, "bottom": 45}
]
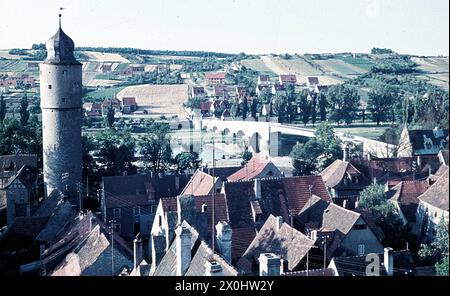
[
  {"left": 342, "top": 200, "right": 347, "bottom": 209},
  {"left": 133, "top": 233, "right": 143, "bottom": 270},
  {"left": 367, "top": 154, "right": 371, "bottom": 161},
  {"left": 373, "top": 177, "right": 377, "bottom": 184},
  {"left": 201, "top": 202, "right": 208, "bottom": 213},
  {"left": 216, "top": 221, "right": 232, "bottom": 263},
  {"left": 275, "top": 216, "right": 283, "bottom": 231},
  {"left": 205, "top": 260, "right": 223, "bottom": 276},
  {"left": 175, "top": 224, "right": 192, "bottom": 276},
  {"left": 417, "top": 156, "right": 421, "bottom": 167},
  {"left": 89, "top": 215, "right": 96, "bottom": 232},
  {"left": 259, "top": 253, "right": 282, "bottom": 276},
  {"left": 310, "top": 230, "right": 318, "bottom": 241},
  {"left": 343, "top": 147, "right": 348, "bottom": 162},
  {"left": 175, "top": 175, "right": 180, "bottom": 191},
  {"left": 151, "top": 234, "right": 166, "bottom": 271},
  {"left": 254, "top": 178, "right": 261, "bottom": 199},
  {"left": 384, "top": 247, "right": 394, "bottom": 276}
]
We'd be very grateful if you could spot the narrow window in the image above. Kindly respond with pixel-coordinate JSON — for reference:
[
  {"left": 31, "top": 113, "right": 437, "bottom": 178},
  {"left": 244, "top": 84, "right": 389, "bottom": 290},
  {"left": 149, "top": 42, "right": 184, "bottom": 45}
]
[
  {"left": 113, "top": 208, "right": 121, "bottom": 218},
  {"left": 158, "top": 215, "right": 162, "bottom": 227},
  {"left": 62, "top": 70, "right": 66, "bottom": 75},
  {"left": 48, "top": 85, "right": 52, "bottom": 89}
]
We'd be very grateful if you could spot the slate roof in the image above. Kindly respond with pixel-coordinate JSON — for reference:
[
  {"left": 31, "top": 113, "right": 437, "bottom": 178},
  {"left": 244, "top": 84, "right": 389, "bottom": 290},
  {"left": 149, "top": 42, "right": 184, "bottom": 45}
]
[
  {"left": 237, "top": 215, "right": 315, "bottom": 274},
  {"left": 160, "top": 194, "right": 229, "bottom": 232},
  {"left": 153, "top": 221, "right": 200, "bottom": 276},
  {"left": 186, "top": 241, "right": 238, "bottom": 276},
  {"left": 42, "top": 212, "right": 133, "bottom": 275},
  {"left": 297, "top": 196, "right": 384, "bottom": 243},
  {"left": 45, "top": 28, "right": 81, "bottom": 65},
  {"left": 224, "top": 175, "right": 330, "bottom": 229},
  {"left": 279, "top": 74, "right": 297, "bottom": 83},
  {"left": 404, "top": 129, "right": 449, "bottom": 155},
  {"left": 3, "top": 165, "right": 38, "bottom": 190},
  {"left": 192, "top": 86, "right": 205, "bottom": 96},
  {"left": 418, "top": 168, "right": 449, "bottom": 211},
  {"left": 227, "top": 156, "right": 281, "bottom": 181},
  {"left": 258, "top": 75, "right": 270, "bottom": 82},
  {"left": 202, "top": 166, "right": 241, "bottom": 182},
  {"left": 180, "top": 170, "right": 218, "bottom": 196},
  {"left": 102, "top": 174, "right": 190, "bottom": 208},
  {"left": 36, "top": 202, "right": 75, "bottom": 243},
  {"left": 231, "top": 227, "right": 257, "bottom": 262},
  {"left": 387, "top": 180, "right": 430, "bottom": 222},
  {"left": 0, "top": 154, "right": 37, "bottom": 176},
  {"left": 4, "top": 216, "right": 49, "bottom": 240},
  {"left": 331, "top": 250, "right": 415, "bottom": 276},
  {"left": 320, "top": 159, "right": 370, "bottom": 190}
]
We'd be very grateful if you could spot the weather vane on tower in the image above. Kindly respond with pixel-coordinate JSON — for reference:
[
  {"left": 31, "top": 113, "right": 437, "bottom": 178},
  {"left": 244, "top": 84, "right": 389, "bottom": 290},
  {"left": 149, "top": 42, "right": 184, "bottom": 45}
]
[{"left": 59, "top": 7, "right": 64, "bottom": 28}]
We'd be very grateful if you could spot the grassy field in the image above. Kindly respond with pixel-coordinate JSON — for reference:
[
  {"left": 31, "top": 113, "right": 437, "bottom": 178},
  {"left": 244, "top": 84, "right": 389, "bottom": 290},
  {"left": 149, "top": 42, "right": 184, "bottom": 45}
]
[
  {"left": 412, "top": 57, "right": 449, "bottom": 73},
  {"left": 84, "top": 86, "right": 127, "bottom": 100},
  {"left": 332, "top": 125, "right": 389, "bottom": 140},
  {"left": 335, "top": 56, "right": 374, "bottom": 71}
]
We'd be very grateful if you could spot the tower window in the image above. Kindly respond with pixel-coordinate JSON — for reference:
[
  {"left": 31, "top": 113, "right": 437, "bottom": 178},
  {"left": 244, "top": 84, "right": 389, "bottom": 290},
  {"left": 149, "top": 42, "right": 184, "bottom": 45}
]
[
  {"left": 62, "top": 70, "right": 66, "bottom": 75},
  {"left": 62, "top": 98, "right": 66, "bottom": 102},
  {"left": 48, "top": 85, "right": 52, "bottom": 89}
]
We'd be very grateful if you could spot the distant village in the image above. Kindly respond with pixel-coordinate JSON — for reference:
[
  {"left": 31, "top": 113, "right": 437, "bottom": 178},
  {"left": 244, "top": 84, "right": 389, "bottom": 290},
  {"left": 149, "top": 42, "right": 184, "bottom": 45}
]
[{"left": 0, "top": 18, "right": 449, "bottom": 277}]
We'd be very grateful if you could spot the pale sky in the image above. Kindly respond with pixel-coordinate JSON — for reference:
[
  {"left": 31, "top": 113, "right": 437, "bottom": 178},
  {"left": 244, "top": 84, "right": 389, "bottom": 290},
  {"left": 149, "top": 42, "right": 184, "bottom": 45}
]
[{"left": 0, "top": 0, "right": 448, "bottom": 56}]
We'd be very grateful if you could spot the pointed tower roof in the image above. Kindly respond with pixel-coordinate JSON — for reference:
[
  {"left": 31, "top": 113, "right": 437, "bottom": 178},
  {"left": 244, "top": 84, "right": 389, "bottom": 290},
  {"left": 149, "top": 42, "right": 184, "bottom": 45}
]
[{"left": 44, "top": 27, "right": 80, "bottom": 65}]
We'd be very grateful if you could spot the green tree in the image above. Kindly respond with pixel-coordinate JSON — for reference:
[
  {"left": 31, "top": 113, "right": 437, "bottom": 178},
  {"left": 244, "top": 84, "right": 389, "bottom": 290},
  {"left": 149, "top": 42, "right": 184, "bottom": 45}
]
[
  {"left": 290, "top": 138, "right": 323, "bottom": 176},
  {"left": 105, "top": 103, "right": 115, "bottom": 128},
  {"left": 139, "top": 123, "right": 173, "bottom": 173},
  {"left": 241, "top": 147, "right": 253, "bottom": 165},
  {"left": 251, "top": 97, "right": 259, "bottom": 119},
  {"left": 231, "top": 102, "right": 241, "bottom": 118},
  {"left": 297, "top": 90, "right": 311, "bottom": 126},
  {"left": 242, "top": 97, "right": 249, "bottom": 120},
  {"left": 290, "top": 123, "right": 342, "bottom": 176},
  {"left": 174, "top": 152, "right": 200, "bottom": 173},
  {"left": 311, "top": 93, "right": 317, "bottom": 126},
  {"left": 318, "top": 92, "right": 328, "bottom": 122},
  {"left": 327, "top": 85, "right": 360, "bottom": 125},
  {"left": 19, "top": 94, "right": 29, "bottom": 127},
  {"left": 0, "top": 93, "right": 6, "bottom": 124},
  {"left": 359, "top": 184, "right": 414, "bottom": 249},
  {"left": 258, "top": 88, "right": 272, "bottom": 104},
  {"left": 94, "top": 129, "right": 136, "bottom": 176},
  {"left": 419, "top": 218, "right": 449, "bottom": 276},
  {"left": 367, "top": 85, "right": 395, "bottom": 125}
]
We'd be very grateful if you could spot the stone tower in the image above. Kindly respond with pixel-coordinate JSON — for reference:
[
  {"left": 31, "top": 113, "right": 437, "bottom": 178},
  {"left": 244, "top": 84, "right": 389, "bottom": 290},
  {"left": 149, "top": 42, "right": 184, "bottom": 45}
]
[{"left": 40, "top": 21, "right": 82, "bottom": 206}]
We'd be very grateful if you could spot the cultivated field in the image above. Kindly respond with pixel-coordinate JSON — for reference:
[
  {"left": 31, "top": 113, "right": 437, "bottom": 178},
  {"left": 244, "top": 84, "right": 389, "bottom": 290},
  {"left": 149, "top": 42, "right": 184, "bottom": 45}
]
[
  {"left": 412, "top": 57, "right": 449, "bottom": 73},
  {"left": 240, "top": 58, "right": 276, "bottom": 74},
  {"left": 0, "top": 60, "right": 29, "bottom": 72},
  {"left": 79, "top": 51, "right": 130, "bottom": 63},
  {"left": 314, "top": 58, "right": 369, "bottom": 76},
  {"left": 260, "top": 55, "right": 344, "bottom": 85},
  {"left": 117, "top": 84, "right": 189, "bottom": 118},
  {"left": 412, "top": 57, "right": 449, "bottom": 90}
]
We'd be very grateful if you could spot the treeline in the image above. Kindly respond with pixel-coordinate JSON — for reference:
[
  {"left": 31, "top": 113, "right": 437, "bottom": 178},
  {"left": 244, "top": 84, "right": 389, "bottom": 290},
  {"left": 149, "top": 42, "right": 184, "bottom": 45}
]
[{"left": 75, "top": 46, "right": 239, "bottom": 58}]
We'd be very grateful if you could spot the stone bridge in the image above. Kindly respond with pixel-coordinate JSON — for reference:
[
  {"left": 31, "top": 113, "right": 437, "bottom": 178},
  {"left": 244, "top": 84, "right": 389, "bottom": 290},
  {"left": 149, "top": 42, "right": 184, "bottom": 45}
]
[{"left": 196, "top": 117, "right": 396, "bottom": 157}]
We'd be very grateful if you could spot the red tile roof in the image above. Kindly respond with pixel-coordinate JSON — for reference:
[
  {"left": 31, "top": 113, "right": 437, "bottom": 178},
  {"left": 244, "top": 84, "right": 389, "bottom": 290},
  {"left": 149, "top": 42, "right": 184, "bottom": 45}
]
[
  {"left": 227, "top": 156, "right": 274, "bottom": 182},
  {"left": 122, "top": 97, "right": 137, "bottom": 106},
  {"left": 180, "top": 170, "right": 218, "bottom": 196},
  {"left": 205, "top": 73, "right": 226, "bottom": 79},
  {"left": 388, "top": 180, "right": 430, "bottom": 222}
]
